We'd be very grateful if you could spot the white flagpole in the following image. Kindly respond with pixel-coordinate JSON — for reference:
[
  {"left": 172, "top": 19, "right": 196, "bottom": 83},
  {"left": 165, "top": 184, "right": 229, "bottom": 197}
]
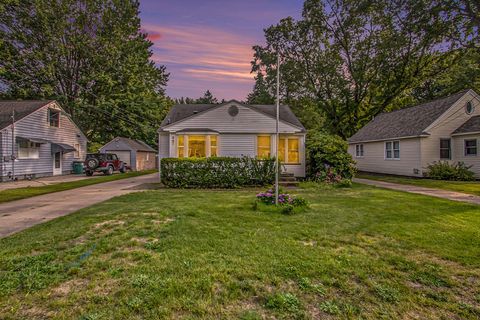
[{"left": 275, "top": 53, "right": 280, "bottom": 205}]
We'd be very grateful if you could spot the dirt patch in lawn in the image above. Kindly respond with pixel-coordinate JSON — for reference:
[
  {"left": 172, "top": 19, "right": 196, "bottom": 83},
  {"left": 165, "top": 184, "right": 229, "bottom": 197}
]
[{"left": 52, "top": 278, "right": 89, "bottom": 297}]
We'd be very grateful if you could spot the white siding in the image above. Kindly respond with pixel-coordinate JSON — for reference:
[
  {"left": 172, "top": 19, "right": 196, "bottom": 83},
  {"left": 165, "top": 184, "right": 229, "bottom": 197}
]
[
  {"left": 349, "top": 138, "right": 422, "bottom": 176},
  {"left": 219, "top": 134, "right": 255, "bottom": 157},
  {"left": 421, "top": 91, "right": 480, "bottom": 171},
  {"left": 158, "top": 132, "right": 169, "bottom": 159},
  {"left": 163, "top": 102, "right": 302, "bottom": 134},
  {"left": 0, "top": 102, "right": 87, "bottom": 180},
  {"left": 452, "top": 134, "right": 480, "bottom": 178}
]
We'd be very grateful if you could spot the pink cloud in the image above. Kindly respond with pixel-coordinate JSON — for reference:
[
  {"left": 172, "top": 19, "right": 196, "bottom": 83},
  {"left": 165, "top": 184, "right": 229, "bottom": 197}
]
[{"left": 142, "top": 23, "right": 256, "bottom": 99}]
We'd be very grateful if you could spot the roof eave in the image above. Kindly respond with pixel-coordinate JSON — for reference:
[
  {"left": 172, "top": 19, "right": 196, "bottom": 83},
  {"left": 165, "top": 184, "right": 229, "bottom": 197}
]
[{"left": 348, "top": 134, "right": 430, "bottom": 144}]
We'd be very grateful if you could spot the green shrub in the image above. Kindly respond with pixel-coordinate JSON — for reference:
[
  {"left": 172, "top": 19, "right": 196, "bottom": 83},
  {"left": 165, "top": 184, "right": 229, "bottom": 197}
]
[
  {"left": 425, "top": 161, "right": 475, "bottom": 181},
  {"left": 160, "top": 157, "right": 275, "bottom": 188},
  {"left": 306, "top": 132, "right": 356, "bottom": 181}
]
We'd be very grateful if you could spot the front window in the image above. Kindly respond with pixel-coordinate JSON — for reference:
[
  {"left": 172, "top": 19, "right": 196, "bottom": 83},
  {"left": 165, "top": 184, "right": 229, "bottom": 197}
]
[
  {"left": 257, "top": 136, "right": 271, "bottom": 159},
  {"left": 188, "top": 135, "right": 206, "bottom": 157},
  {"left": 210, "top": 135, "right": 217, "bottom": 157},
  {"left": 18, "top": 141, "right": 40, "bottom": 159},
  {"left": 355, "top": 144, "right": 364, "bottom": 157},
  {"left": 276, "top": 136, "right": 300, "bottom": 164},
  {"left": 465, "top": 139, "right": 477, "bottom": 156},
  {"left": 385, "top": 140, "right": 400, "bottom": 159},
  {"left": 440, "top": 139, "right": 451, "bottom": 159},
  {"left": 48, "top": 109, "right": 60, "bottom": 127},
  {"left": 178, "top": 136, "right": 185, "bottom": 157}
]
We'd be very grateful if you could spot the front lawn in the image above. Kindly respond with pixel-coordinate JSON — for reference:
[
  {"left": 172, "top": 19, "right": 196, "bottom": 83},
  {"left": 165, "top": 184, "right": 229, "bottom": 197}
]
[
  {"left": 0, "top": 170, "right": 156, "bottom": 204},
  {"left": 1, "top": 184, "right": 479, "bottom": 319},
  {"left": 357, "top": 172, "right": 480, "bottom": 196}
]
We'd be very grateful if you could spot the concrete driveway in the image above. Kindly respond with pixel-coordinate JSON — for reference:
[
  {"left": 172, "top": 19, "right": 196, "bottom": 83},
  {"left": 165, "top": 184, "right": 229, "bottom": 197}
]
[{"left": 0, "top": 173, "right": 159, "bottom": 238}]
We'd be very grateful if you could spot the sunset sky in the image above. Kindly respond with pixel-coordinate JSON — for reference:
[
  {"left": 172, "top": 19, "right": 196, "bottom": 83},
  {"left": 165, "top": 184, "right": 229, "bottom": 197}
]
[{"left": 139, "top": 0, "right": 304, "bottom": 100}]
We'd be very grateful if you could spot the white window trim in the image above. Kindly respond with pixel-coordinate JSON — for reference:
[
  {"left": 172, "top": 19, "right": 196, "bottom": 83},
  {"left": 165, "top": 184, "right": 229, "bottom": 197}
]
[
  {"left": 177, "top": 134, "right": 219, "bottom": 158},
  {"left": 355, "top": 144, "right": 364, "bottom": 158},
  {"left": 280, "top": 136, "right": 301, "bottom": 165},
  {"left": 385, "top": 140, "right": 400, "bottom": 160},
  {"left": 464, "top": 139, "right": 478, "bottom": 157}
]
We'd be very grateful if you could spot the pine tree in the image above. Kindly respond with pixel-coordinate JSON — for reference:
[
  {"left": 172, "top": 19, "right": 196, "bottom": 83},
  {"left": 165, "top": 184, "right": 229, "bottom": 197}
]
[{"left": 246, "top": 72, "right": 274, "bottom": 104}]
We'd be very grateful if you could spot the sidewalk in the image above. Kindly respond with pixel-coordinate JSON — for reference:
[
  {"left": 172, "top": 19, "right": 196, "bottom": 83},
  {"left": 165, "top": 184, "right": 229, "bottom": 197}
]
[
  {"left": 0, "top": 173, "right": 158, "bottom": 238},
  {"left": 354, "top": 178, "right": 480, "bottom": 205},
  {"left": 0, "top": 174, "right": 95, "bottom": 191}
]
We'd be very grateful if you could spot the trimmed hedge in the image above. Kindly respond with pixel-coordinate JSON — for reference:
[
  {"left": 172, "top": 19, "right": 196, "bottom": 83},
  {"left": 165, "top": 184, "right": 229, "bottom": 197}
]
[{"left": 160, "top": 157, "right": 276, "bottom": 188}]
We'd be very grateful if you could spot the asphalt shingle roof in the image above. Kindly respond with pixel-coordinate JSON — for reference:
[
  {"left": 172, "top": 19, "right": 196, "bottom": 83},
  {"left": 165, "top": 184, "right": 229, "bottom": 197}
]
[
  {"left": 452, "top": 115, "right": 480, "bottom": 135},
  {"left": 160, "top": 100, "right": 305, "bottom": 130},
  {"left": 0, "top": 100, "right": 52, "bottom": 130},
  {"left": 114, "top": 137, "right": 156, "bottom": 152},
  {"left": 348, "top": 90, "right": 470, "bottom": 143}
]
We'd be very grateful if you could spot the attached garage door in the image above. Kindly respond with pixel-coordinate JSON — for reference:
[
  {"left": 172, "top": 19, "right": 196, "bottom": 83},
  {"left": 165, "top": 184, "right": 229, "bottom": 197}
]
[{"left": 106, "top": 150, "right": 131, "bottom": 167}]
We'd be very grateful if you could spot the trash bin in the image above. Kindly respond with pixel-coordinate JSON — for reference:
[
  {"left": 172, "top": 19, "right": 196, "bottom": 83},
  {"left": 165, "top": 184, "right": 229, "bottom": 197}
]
[{"left": 73, "top": 161, "right": 84, "bottom": 174}]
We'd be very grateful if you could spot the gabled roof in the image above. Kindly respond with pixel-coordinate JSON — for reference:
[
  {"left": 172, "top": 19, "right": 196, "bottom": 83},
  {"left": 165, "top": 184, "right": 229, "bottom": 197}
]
[
  {"left": 452, "top": 115, "right": 480, "bottom": 135},
  {"left": 107, "top": 137, "right": 156, "bottom": 152},
  {"left": 0, "top": 100, "right": 53, "bottom": 130},
  {"left": 348, "top": 90, "right": 471, "bottom": 143},
  {"left": 160, "top": 100, "right": 305, "bottom": 131}
]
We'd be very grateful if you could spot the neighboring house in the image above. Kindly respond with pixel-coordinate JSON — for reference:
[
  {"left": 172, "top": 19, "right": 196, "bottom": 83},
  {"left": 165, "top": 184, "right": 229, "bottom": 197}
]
[
  {"left": 100, "top": 137, "right": 157, "bottom": 171},
  {"left": 348, "top": 89, "right": 480, "bottom": 178},
  {"left": 158, "top": 100, "right": 306, "bottom": 177},
  {"left": 0, "top": 100, "right": 87, "bottom": 181}
]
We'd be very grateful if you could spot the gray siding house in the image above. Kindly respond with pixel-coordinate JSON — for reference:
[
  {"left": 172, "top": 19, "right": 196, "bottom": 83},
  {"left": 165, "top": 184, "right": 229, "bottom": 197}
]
[
  {"left": 100, "top": 137, "right": 157, "bottom": 171},
  {"left": 158, "top": 100, "right": 306, "bottom": 177},
  {"left": 0, "top": 100, "right": 87, "bottom": 181},
  {"left": 348, "top": 89, "right": 480, "bottom": 178}
]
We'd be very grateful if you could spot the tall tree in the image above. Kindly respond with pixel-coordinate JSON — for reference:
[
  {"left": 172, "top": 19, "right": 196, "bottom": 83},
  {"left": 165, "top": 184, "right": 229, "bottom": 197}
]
[
  {"left": 0, "top": 0, "right": 169, "bottom": 146},
  {"left": 252, "top": 0, "right": 473, "bottom": 138},
  {"left": 196, "top": 90, "right": 218, "bottom": 104},
  {"left": 246, "top": 72, "right": 275, "bottom": 104}
]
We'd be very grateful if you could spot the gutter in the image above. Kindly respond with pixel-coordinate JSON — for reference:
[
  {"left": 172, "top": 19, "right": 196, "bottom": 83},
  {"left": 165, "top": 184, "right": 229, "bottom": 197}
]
[{"left": 348, "top": 134, "right": 430, "bottom": 144}]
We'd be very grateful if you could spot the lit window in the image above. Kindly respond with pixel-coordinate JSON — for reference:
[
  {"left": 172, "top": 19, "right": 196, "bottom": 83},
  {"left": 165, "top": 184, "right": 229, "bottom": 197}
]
[
  {"left": 439, "top": 139, "right": 451, "bottom": 159},
  {"left": 210, "top": 135, "right": 217, "bottom": 157},
  {"left": 178, "top": 135, "right": 185, "bottom": 157},
  {"left": 465, "top": 139, "right": 477, "bottom": 156},
  {"left": 18, "top": 141, "right": 40, "bottom": 159},
  {"left": 385, "top": 141, "right": 400, "bottom": 159},
  {"left": 48, "top": 109, "right": 60, "bottom": 127},
  {"left": 287, "top": 138, "right": 299, "bottom": 163},
  {"left": 257, "top": 136, "right": 271, "bottom": 159},
  {"left": 278, "top": 138, "right": 285, "bottom": 162},
  {"left": 355, "top": 144, "right": 364, "bottom": 157},
  {"left": 188, "top": 135, "right": 206, "bottom": 157}
]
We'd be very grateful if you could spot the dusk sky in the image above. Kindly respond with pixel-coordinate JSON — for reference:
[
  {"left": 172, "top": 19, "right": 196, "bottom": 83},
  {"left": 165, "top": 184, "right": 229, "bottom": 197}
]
[{"left": 139, "top": 0, "right": 304, "bottom": 100}]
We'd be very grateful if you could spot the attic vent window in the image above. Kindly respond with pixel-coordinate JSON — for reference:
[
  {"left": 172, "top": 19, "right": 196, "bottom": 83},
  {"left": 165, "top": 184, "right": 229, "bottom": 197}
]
[
  {"left": 465, "top": 101, "right": 474, "bottom": 115},
  {"left": 228, "top": 105, "right": 239, "bottom": 117}
]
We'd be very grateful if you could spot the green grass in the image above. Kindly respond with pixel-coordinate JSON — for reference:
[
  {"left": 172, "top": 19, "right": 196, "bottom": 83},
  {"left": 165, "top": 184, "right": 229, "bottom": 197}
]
[
  {"left": 357, "top": 172, "right": 480, "bottom": 196},
  {"left": 1, "top": 184, "right": 480, "bottom": 319},
  {"left": 0, "top": 170, "right": 156, "bottom": 204}
]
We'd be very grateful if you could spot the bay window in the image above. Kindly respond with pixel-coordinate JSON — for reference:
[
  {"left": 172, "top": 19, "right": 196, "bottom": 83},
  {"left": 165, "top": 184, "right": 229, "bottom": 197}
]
[{"left": 177, "top": 134, "right": 218, "bottom": 158}]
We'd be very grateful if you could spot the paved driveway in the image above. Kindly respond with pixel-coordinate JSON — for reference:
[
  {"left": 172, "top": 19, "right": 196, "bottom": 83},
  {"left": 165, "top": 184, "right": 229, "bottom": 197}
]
[
  {"left": 0, "top": 173, "right": 158, "bottom": 238},
  {"left": 354, "top": 178, "right": 480, "bottom": 205}
]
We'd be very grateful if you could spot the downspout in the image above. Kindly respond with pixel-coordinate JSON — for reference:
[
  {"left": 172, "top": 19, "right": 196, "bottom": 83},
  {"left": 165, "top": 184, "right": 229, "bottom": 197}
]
[
  {"left": 11, "top": 110, "right": 15, "bottom": 180},
  {"left": 0, "top": 131, "right": 3, "bottom": 182}
]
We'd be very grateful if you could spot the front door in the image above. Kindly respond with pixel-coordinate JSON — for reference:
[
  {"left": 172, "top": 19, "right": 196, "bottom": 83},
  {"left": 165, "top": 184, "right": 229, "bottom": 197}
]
[{"left": 53, "top": 151, "right": 62, "bottom": 175}]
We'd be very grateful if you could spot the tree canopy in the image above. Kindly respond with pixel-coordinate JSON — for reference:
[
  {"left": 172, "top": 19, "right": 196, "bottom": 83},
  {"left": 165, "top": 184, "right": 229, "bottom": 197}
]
[
  {"left": 251, "top": 0, "right": 478, "bottom": 138},
  {"left": 0, "top": 0, "right": 170, "bottom": 146}
]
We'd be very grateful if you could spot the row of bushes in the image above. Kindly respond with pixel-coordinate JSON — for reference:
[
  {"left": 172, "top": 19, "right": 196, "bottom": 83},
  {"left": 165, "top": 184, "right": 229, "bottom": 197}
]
[
  {"left": 425, "top": 161, "right": 475, "bottom": 181},
  {"left": 160, "top": 157, "right": 275, "bottom": 188}
]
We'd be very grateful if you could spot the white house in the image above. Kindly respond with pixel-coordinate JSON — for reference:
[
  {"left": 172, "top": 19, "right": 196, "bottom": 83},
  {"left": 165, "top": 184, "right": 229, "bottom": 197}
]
[
  {"left": 0, "top": 100, "right": 88, "bottom": 181},
  {"left": 158, "top": 100, "right": 306, "bottom": 177},
  {"left": 348, "top": 89, "right": 480, "bottom": 178}
]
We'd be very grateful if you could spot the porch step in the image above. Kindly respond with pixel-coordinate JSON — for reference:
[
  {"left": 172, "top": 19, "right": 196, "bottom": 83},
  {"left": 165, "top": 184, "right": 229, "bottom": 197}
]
[{"left": 279, "top": 181, "right": 300, "bottom": 187}]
